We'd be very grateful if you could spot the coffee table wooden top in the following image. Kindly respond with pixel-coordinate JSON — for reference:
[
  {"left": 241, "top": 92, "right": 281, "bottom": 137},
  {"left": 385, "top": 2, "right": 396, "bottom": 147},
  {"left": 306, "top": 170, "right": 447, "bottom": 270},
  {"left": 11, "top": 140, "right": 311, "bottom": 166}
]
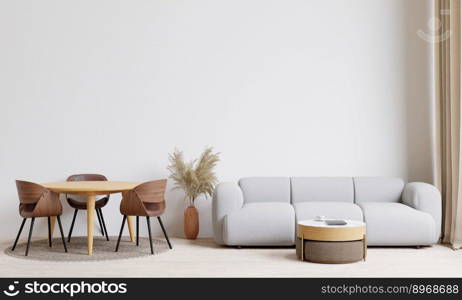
[
  {"left": 42, "top": 181, "right": 140, "bottom": 195},
  {"left": 297, "top": 219, "right": 366, "bottom": 242}
]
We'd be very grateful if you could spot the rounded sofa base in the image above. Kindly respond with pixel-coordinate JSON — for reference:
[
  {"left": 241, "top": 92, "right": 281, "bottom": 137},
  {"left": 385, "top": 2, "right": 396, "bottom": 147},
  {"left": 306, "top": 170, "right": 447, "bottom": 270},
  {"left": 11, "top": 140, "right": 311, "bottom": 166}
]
[{"left": 296, "top": 238, "right": 365, "bottom": 264}]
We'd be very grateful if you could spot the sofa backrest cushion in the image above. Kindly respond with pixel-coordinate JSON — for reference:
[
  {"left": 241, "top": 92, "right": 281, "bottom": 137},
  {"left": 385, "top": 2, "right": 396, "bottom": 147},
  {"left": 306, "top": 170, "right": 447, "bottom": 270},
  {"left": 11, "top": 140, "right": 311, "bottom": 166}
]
[
  {"left": 239, "top": 177, "right": 290, "bottom": 203},
  {"left": 354, "top": 177, "right": 404, "bottom": 203},
  {"left": 291, "top": 177, "right": 354, "bottom": 203}
]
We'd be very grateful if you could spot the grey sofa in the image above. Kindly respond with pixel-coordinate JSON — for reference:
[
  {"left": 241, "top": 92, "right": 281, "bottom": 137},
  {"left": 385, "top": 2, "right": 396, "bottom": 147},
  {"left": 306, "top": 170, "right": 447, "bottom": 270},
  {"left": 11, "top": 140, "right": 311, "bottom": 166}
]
[{"left": 212, "top": 177, "right": 441, "bottom": 246}]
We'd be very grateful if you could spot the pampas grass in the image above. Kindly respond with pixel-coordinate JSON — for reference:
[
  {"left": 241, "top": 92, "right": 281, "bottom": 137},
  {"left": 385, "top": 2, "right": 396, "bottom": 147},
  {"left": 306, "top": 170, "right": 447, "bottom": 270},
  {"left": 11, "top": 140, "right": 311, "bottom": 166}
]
[{"left": 167, "top": 147, "right": 220, "bottom": 205}]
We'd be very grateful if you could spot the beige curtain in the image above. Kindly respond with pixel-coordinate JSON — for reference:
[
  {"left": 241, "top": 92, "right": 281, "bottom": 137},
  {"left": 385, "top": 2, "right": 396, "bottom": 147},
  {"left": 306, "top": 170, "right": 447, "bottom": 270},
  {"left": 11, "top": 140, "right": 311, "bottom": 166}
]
[{"left": 434, "top": 0, "right": 462, "bottom": 249}]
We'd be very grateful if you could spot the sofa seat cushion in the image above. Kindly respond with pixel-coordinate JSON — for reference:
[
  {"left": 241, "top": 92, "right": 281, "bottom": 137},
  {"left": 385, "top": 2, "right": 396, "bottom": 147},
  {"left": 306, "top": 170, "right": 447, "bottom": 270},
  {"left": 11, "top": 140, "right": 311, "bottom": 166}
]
[
  {"left": 294, "top": 202, "right": 363, "bottom": 224},
  {"left": 223, "top": 202, "right": 295, "bottom": 246},
  {"left": 359, "top": 202, "right": 437, "bottom": 246}
]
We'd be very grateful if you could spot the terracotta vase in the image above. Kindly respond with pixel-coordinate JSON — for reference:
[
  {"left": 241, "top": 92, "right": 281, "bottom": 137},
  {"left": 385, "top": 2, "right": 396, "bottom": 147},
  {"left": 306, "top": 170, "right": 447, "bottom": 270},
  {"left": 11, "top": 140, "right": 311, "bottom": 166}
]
[{"left": 184, "top": 205, "right": 199, "bottom": 239}]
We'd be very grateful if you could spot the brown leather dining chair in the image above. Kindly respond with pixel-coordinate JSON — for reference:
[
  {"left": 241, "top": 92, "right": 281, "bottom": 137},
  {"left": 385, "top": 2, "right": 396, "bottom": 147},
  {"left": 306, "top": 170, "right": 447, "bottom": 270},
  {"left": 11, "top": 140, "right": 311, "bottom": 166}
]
[
  {"left": 115, "top": 179, "right": 172, "bottom": 254},
  {"left": 66, "top": 174, "right": 110, "bottom": 242},
  {"left": 12, "top": 180, "right": 67, "bottom": 256}
]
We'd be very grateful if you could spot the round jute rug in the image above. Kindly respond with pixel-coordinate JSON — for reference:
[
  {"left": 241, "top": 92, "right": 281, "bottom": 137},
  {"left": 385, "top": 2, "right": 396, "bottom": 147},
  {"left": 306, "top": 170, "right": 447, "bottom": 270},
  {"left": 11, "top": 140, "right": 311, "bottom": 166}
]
[{"left": 4, "top": 236, "right": 170, "bottom": 262}]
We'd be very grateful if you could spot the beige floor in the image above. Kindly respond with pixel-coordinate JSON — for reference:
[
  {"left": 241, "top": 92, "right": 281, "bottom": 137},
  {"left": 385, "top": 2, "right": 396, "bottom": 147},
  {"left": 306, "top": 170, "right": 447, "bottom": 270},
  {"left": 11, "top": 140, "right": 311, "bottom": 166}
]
[{"left": 0, "top": 237, "right": 461, "bottom": 277}]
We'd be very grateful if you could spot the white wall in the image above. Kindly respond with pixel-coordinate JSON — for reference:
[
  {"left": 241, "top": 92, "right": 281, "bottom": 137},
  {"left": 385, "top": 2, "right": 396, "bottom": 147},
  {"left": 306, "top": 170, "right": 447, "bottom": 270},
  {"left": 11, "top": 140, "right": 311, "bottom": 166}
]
[{"left": 0, "top": 0, "right": 433, "bottom": 238}]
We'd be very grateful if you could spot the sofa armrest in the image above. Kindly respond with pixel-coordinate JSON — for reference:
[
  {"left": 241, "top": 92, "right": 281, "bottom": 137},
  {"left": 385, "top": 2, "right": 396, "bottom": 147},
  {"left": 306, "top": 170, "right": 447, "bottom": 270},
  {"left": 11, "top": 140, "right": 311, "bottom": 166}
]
[
  {"left": 212, "top": 182, "right": 244, "bottom": 245},
  {"left": 402, "top": 182, "right": 442, "bottom": 241}
]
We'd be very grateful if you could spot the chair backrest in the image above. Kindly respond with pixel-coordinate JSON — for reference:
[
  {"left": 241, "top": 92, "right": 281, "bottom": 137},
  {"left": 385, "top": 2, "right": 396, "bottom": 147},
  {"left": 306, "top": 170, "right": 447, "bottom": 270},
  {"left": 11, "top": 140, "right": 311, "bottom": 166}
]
[
  {"left": 67, "top": 174, "right": 108, "bottom": 182},
  {"left": 66, "top": 174, "right": 109, "bottom": 201},
  {"left": 120, "top": 179, "right": 167, "bottom": 216},
  {"left": 16, "top": 180, "right": 48, "bottom": 204},
  {"left": 15, "top": 180, "right": 62, "bottom": 217},
  {"left": 133, "top": 179, "right": 167, "bottom": 203}
]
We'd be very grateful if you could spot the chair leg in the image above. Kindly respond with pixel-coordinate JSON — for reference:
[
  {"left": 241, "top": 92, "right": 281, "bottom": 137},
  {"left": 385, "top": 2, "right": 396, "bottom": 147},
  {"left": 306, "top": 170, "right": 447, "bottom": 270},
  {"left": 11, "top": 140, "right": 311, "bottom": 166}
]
[
  {"left": 68, "top": 209, "right": 78, "bottom": 242},
  {"left": 99, "top": 208, "right": 110, "bottom": 241},
  {"left": 25, "top": 217, "right": 35, "bottom": 256},
  {"left": 136, "top": 216, "right": 139, "bottom": 246},
  {"left": 56, "top": 216, "right": 68, "bottom": 253},
  {"left": 146, "top": 216, "right": 154, "bottom": 255},
  {"left": 96, "top": 208, "right": 109, "bottom": 241},
  {"left": 157, "top": 217, "right": 172, "bottom": 249},
  {"left": 115, "top": 215, "right": 126, "bottom": 252},
  {"left": 47, "top": 217, "right": 52, "bottom": 247},
  {"left": 96, "top": 208, "right": 105, "bottom": 237},
  {"left": 12, "top": 218, "right": 27, "bottom": 251}
]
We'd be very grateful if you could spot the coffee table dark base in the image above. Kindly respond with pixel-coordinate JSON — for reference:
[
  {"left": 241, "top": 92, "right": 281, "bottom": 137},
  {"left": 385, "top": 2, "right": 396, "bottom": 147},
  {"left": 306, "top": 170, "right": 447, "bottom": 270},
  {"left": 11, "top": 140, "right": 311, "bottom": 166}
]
[{"left": 296, "top": 238, "right": 365, "bottom": 264}]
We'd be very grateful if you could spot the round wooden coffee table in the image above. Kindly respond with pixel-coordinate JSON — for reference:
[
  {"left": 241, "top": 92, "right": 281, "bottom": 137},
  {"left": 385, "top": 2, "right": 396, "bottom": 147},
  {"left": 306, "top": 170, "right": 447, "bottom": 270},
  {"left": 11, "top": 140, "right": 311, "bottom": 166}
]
[{"left": 296, "top": 219, "right": 367, "bottom": 264}]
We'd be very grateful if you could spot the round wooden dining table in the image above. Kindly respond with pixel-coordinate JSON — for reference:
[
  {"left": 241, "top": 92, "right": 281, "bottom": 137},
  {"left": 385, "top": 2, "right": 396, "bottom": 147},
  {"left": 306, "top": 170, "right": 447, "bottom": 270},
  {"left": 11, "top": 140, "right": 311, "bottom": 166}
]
[{"left": 42, "top": 181, "right": 140, "bottom": 255}]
